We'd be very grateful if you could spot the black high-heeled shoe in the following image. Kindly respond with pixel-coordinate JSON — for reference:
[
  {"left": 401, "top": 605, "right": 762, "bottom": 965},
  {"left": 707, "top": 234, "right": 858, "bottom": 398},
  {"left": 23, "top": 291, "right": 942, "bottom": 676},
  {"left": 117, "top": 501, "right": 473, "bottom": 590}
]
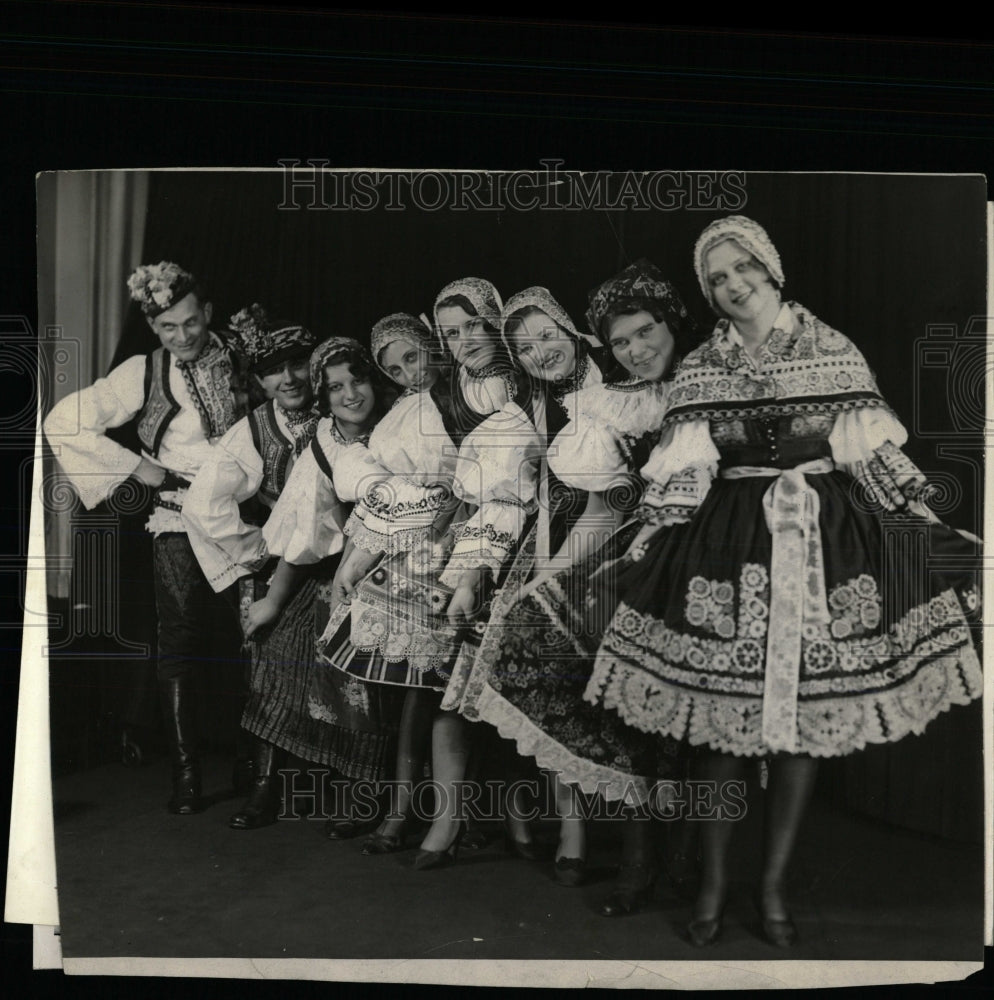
[
  {"left": 552, "top": 856, "right": 587, "bottom": 888},
  {"left": 687, "top": 914, "right": 724, "bottom": 947},
  {"left": 325, "top": 816, "right": 380, "bottom": 841},
  {"left": 687, "top": 902, "right": 726, "bottom": 948},
  {"left": 599, "top": 863, "right": 658, "bottom": 916},
  {"left": 754, "top": 891, "right": 798, "bottom": 948},
  {"left": 362, "top": 821, "right": 412, "bottom": 855},
  {"left": 412, "top": 822, "right": 466, "bottom": 871}
]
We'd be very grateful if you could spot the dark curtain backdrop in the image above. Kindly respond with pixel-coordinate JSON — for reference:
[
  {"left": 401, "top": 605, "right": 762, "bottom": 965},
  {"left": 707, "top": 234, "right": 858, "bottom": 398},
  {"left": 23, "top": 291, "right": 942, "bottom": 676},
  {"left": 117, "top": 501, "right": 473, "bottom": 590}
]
[
  {"left": 93, "top": 171, "right": 985, "bottom": 840},
  {"left": 132, "top": 170, "right": 986, "bottom": 536}
]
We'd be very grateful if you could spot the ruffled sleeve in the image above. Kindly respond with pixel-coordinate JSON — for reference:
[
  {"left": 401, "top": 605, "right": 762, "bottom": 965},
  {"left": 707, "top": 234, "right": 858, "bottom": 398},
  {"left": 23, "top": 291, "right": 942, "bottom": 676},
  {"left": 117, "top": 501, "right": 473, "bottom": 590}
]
[
  {"left": 42, "top": 354, "right": 146, "bottom": 510},
  {"left": 182, "top": 416, "right": 267, "bottom": 591},
  {"left": 331, "top": 441, "right": 389, "bottom": 503},
  {"left": 638, "top": 418, "right": 720, "bottom": 526},
  {"left": 439, "top": 402, "right": 543, "bottom": 586},
  {"left": 345, "top": 393, "right": 462, "bottom": 555},
  {"left": 459, "top": 365, "right": 517, "bottom": 416},
  {"left": 548, "top": 379, "right": 669, "bottom": 494},
  {"left": 829, "top": 406, "right": 930, "bottom": 513},
  {"left": 262, "top": 444, "right": 348, "bottom": 565}
]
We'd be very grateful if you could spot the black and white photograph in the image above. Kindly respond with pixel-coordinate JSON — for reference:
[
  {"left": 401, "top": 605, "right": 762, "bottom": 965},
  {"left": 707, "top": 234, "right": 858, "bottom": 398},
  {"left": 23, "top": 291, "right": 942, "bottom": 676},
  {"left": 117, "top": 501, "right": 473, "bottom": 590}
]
[
  {"left": 2, "top": 10, "right": 993, "bottom": 995},
  {"left": 31, "top": 167, "right": 987, "bottom": 982}
]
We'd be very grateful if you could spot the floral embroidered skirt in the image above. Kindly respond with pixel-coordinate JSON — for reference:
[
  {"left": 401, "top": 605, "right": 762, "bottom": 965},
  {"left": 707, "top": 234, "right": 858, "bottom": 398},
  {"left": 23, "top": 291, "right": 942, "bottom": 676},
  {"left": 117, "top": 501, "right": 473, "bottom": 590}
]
[
  {"left": 242, "top": 561, "right": 403, "bottom": 780},
  {"left": 586, "top": 469, "right": 983, "bottom": 758},
  {"left": 316, "top": 546, "right": 460, "bottom": 692},
  {"left": 440, "top": 522, "right": 540, "bottom": 720},
  {"left": 472, "top": 522, "right": 686, "bottom": 804},
  {"left": 442, "top": 491, "right": 591, "bottom": 722}
]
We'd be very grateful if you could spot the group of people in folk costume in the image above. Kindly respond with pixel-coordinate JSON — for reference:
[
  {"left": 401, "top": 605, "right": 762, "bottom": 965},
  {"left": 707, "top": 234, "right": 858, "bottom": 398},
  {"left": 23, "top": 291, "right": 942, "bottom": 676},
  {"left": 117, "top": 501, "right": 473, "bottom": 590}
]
[{"left": 45, "top": 215, "right": 982, "bottom": 947}]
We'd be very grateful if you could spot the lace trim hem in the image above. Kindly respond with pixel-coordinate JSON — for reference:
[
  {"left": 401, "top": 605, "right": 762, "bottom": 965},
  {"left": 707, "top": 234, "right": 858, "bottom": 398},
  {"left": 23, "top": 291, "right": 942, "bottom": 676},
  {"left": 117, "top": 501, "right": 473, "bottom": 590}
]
[
  {"left": 345, "top": 516, "right": 433, "bottom": 556},
  {"left": 584, "top": 643, "right": 983, "bottom": 759},
  {"left": 473, "top": 684, "right": 651, "bottom": 804}
]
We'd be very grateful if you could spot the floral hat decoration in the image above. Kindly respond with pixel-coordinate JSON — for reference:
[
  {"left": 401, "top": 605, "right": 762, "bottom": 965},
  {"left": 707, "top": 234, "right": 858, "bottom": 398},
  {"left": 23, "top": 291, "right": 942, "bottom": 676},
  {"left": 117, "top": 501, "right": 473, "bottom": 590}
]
[
  {"left": 127, "top": 261, "right": 201, "bottom": 318},
  {"left": 229, "top": 303, "right": 318, "bottom": 373},
  {"left": 585, "top": 259, "right": 691, "bottom": 345}
]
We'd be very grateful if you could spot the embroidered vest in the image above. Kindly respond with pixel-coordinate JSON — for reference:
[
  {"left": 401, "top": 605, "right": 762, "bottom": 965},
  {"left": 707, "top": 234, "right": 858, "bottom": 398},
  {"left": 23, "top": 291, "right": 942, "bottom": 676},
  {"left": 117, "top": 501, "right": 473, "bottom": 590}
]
[
  {"left": 248, "top": 401, "right": 297, "bottom": 509},
  {"left": 136, "top": 338, "right": 241, "bottom": 457},
  {"left": 136, "top": 347, "right": 181, "bottom": 458}
]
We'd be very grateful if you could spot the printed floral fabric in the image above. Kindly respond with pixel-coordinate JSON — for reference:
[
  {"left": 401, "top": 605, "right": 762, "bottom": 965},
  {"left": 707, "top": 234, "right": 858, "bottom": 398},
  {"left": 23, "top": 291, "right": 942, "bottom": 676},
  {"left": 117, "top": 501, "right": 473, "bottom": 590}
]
[
  {"left": 472, "top": 521, "right": 675, "bottom": 803},
  {"left": 468, "top": 377, "right": 685, "bottom": 799},
  {"left": 663, "top": 303, "right": 885, "bottom": 423},
  {"left": 301, "top": 569, "right": 405, "bottom": 779},
  {"left": 584, "top": 259, "right": 692, "bottom": 343}
]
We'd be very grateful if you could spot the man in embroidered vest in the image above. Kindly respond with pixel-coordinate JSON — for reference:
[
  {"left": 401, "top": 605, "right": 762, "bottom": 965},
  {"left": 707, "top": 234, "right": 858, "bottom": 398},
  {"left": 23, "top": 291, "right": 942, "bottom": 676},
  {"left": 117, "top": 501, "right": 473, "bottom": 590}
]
[{"left": 44, "top": 261, "right": 247, "bottom": 815}]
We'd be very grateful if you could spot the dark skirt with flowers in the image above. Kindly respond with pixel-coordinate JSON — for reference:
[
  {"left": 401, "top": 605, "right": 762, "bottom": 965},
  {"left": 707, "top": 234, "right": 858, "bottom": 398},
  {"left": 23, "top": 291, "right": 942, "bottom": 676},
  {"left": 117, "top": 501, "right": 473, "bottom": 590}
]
[
  {"left": 586, "top": 469, "right": 983, "bottom": 758},
  {"left": 242, "top": 560, "right": 403, "bottom": 780},
  {"left": 473, "top": 521, "right": 687, "bottom": 804}
]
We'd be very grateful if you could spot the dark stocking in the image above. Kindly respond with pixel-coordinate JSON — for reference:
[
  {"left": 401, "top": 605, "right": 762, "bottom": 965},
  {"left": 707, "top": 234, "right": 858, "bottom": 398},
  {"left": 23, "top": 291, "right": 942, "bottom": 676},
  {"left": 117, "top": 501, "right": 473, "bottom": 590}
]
[
  {"left": 759, "top": 754, "right": 818, "bottom": 919},
  {"left": 691, "top": 752, "right": 748, "bottom": 921},
  {"left": 377, "top": 688, "right": 438, "bottom": 838}
]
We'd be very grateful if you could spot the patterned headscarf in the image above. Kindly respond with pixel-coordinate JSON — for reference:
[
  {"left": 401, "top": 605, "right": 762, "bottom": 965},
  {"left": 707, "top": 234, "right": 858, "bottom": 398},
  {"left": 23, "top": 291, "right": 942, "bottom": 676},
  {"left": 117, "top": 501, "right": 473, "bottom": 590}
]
[
  {"left": 127, "top": 261, "right": 201, "bottom": 317},
  {"left": 229, "top": 303, "right": 317, "bottom": 373},
  {"left": 501, "top": 286, "right": 600, "bottom": 353},
  {"left": 370, "top": 312, "right": 435, "bottom": 373},
  {"left": 433, "top": 277, "right": 503, "bottom": 353},
  {"left": 308, "top": 336, "right": 373, "bottom": 399},
  {"left": 693, "top": 215, "right": 785, "bottom": 311},
  {"left": 585, "top": 259, "right": 691, "bottom": 345}
]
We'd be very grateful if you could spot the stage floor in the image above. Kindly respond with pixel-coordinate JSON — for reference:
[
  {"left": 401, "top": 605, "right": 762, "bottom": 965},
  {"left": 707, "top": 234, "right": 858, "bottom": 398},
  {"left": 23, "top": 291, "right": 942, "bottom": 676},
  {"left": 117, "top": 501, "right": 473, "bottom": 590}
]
[{"left": 52, "top": 753, "right": 985, "bottom": 964}]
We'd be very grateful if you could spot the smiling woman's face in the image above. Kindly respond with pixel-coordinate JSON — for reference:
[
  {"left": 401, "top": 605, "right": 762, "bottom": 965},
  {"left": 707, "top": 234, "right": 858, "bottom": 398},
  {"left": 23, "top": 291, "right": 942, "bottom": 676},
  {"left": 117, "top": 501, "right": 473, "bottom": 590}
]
[
  {"left": 705, "top": 238, "right": 780, "bottom": 325},
  {"left": 323, "top": 361, "right": 376, "bottom": 430},
  {"left": 436, "top": 304, "right": 498, "bottom": 369},
  {"left": 506, "top": 309, "right": 577, "bottom": 383},
  {"left": 604, "top": 310, "right": 675, "bottom": 382}
]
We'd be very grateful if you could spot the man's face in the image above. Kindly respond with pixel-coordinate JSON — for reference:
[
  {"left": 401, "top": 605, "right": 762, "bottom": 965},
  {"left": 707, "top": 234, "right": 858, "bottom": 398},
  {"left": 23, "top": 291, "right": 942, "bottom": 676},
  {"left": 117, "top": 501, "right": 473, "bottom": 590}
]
[
  {"left": 148, "top": 292, "right": 212, "bottom": 361},
  {"left": 255, "top": 355, "right": 313, "bottom": 411}
]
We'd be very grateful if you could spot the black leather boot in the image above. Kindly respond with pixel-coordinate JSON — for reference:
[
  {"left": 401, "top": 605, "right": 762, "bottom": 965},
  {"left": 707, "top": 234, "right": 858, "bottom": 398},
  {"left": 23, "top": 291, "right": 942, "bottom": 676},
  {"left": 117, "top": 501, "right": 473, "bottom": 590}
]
[
  {"left": 231, "top": 727, "right": 255, "bottom": 797},
  {"left": 160, "top": 675, "right": 203, "bottom": 815},
  {"left": 229, "top": 740, "right": 281, "bottom": 830}
]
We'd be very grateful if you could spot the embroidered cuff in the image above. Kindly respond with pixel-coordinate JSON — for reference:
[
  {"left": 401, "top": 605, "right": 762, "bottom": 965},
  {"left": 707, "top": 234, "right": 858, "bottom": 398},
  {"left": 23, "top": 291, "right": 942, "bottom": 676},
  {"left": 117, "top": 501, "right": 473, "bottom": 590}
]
[{"left": 348, "top": 481, "right": 453, "bottom": 554}]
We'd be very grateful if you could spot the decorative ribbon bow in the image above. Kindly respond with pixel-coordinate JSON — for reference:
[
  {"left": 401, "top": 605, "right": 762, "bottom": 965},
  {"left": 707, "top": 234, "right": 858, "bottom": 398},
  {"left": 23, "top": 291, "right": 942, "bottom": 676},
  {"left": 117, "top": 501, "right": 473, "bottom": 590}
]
[{"left": 722, "top": 459, "right": 834, "bottom": 753}]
